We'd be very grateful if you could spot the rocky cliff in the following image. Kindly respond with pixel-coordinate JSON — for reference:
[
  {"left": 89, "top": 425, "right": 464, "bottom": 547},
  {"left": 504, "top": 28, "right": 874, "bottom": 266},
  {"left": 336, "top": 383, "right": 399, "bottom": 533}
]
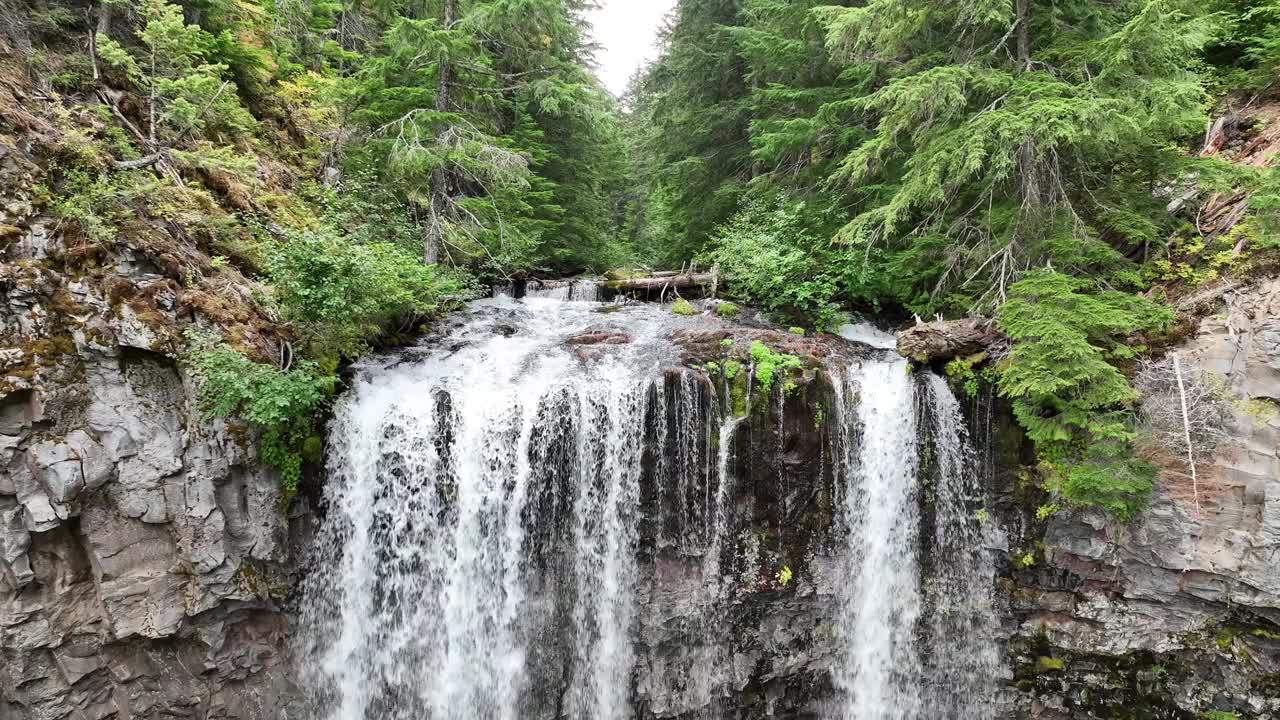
[
  {"left": 1, "top": 80, "right": 302, "bottom": 718},
  {"left": 995, "top": 278, "right": 1280, "bottom": 719}
]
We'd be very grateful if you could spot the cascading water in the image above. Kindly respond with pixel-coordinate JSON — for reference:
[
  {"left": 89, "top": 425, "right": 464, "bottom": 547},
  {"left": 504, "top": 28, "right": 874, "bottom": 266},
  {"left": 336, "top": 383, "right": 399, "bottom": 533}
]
[
  {"left": 299, "top": 302, "right": 1000, "bottom": 719},
  {"left": 830, "top": 357, "right": 923, "bottom": 720},
  {"left": 496, "top": 278, "right": 607, "bottom": 301},
  {"left": 919, "top": 374, "right": 1002, "bottom": 716}
]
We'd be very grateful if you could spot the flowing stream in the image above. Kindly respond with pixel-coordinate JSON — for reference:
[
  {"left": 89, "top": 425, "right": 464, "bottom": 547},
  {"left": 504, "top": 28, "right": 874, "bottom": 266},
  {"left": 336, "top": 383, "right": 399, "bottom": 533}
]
[{"left": 299, "top": 297, "right": 999, "bottom": 719}]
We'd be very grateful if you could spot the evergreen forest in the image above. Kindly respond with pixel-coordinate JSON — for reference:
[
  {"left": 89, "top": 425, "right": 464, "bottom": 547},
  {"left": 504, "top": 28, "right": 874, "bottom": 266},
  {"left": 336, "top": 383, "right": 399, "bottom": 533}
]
[{"left": 3, "top": 0, "right": 1280, "bottom": 515}]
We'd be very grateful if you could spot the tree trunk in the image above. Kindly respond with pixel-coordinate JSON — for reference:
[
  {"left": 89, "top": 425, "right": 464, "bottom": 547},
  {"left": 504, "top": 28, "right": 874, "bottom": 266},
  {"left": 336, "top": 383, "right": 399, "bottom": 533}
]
[
  {"left": 96, "top": 0, "right": 112, "bottom": 34},
  {"left": 436, "top": 0, "right": 457, "bottom": 114},
  {"left": 896, "top": 318, "right": 1001, "bottom": 362},
  {"left": 1015, "top": 0, "right": 1031, "bottom": 69},
  {"left": 425, "top": 0, "right": 459, "bottom": 265},
  {"left": 607, "top": 273, "right": 716, "bottom": 292}
]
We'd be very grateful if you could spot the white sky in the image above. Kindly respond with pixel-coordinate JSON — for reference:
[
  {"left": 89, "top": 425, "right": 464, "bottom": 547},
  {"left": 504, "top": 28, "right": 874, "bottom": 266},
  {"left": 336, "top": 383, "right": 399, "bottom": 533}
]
[{"left": 586, "top": 0, "right": 677, "bottom": 96}]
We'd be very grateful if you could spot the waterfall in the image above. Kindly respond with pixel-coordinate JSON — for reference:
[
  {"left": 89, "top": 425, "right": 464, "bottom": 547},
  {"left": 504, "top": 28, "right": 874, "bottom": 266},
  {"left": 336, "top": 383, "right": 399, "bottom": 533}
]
[
  {"left": 826, "top": 354, "right": 1002, "bottom": 720},
  {"left": 300, "top": 297, "right": 999, "bottom": 720},
  {"left": 496, "top": 279, "right": 606, "bottom": 301},
  {"left": 299, "top": 298, "right": 658, "bottom": 719},
  {"left": 920, "top": 374, "right": 1002, "bottom": 716},
  {"left": 830, "top": 358, "right": 922, "bottom": 720}
]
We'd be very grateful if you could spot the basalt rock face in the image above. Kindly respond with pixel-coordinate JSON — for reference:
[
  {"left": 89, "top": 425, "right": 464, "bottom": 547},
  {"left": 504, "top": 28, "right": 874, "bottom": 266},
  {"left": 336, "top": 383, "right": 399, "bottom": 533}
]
[
  {"left": 994, "top": 278, "right": 1280, "bottom": 719},
  {"left": 632, "top": 358, "right": 845, "bottom": 720},
  {"left": 1, "top": 128, "right": 302, "bottom": 717}
]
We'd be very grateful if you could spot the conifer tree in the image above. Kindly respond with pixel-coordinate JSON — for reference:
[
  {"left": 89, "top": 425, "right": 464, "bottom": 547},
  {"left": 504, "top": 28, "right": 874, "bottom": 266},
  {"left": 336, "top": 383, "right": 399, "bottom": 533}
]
[{"left": 637, "top": 0, "right": 752, "bottom": 265}]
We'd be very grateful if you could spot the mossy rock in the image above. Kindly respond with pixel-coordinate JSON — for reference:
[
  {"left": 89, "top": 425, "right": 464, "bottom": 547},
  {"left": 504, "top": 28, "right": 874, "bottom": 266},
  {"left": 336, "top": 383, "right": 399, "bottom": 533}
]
[
  {"left": 671, "top": 298, "right": 696, "bottom": 316},
  {"left": 716, "top": 302, "right": 740, "bottom": 318}
]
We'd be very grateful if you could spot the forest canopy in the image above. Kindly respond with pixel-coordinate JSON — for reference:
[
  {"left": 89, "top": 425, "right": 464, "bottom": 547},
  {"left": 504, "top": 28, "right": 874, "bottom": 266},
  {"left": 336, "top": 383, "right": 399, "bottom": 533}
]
[{"left": 3, "top": 0, "right": 1279, "bottom": 515}]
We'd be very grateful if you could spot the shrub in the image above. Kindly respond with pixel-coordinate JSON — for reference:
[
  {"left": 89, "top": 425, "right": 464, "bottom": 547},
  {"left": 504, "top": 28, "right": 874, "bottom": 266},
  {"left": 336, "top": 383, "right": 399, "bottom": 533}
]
[
  {"left": 186, "top": 334, "right": 334, "bottom": 501},
  {"left": 701, "top": 198, "right": 848, "bottom": 330},
  {"left": 267, "top": 229, "right": 467, "bottom": 360}
]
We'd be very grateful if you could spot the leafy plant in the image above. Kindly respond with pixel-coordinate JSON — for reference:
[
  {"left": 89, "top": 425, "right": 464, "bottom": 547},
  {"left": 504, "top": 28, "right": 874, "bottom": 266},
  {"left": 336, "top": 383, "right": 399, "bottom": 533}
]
[
  {"left": 701, "top": 198, "right": 850, "bottom": 329},
  {"left": 267, "top": 229, "right": 466, "bottom": 360},
  {"left": 1035, "top": 503, "right": 1060, "bottom": 520},
  {"left": 185, "top": 333, "right": 335, "bottom": 501},
  {"left": 776, "top": 564, "right": 793, "bottom": 587}
]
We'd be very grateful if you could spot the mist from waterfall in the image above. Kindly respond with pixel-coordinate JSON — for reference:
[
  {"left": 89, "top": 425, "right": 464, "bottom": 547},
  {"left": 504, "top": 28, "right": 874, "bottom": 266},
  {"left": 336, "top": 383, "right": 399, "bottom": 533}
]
[{"left": 299, "top": 299, "right": 1000, "bottom": 720}]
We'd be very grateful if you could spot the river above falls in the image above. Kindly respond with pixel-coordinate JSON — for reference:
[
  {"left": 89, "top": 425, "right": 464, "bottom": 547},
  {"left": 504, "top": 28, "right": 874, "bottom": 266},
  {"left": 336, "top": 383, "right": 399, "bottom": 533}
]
[{"left": 297, "top": 295, "right": 1001, "bottom": 719}]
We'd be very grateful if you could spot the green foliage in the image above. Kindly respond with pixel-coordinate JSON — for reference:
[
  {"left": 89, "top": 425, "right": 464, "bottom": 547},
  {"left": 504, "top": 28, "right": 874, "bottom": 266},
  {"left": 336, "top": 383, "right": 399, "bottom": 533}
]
[
  {"left": 776, "top": 564, "right": 793, "bottom": 587},
  {"left": 1035, "top": 503, "right": 1061, "bottom": 520},
  {"left": 716, "top": 301, "right": 741, "bottom": 318},
  {"left": 1035, "top": 656, "right": 1065, "bottom": 672},
  {"left": 998, "top": 270, "right": 1170, "bottom": 517},
  {"left": 46, "top": 166, "right": 149, "bottom": 242},
  {"left": 267, "top": 229, "right": 466, "bottom": 360},
  {"left": 339, "top": 0, "right": 628, "bottom": 277},
  {"left": 186, "top": 334, "right": 334, "bottom": 500},
  {"left": 1206, "top": 0, "right": 1280, "bottom": 90},
  {"left": 671, "top": 297, "right": 696, "bottom": 316},
  {"left": 702, "top": 198, "right": 850, "bottom": 329},
  {"left": 624, "top": 0, "right": 752, "bottom": 264},
  {"left": 105, "top": 0, "right": 259, "bottom": 141},
  {"left": 998, "top": 271, "right": 1171, "bottom": 445},
  {"left": 750, "top": 340, "right": 803, "bottom": 393},
  {"left": 723, "top": 358, "right": 743, "bottom": 380}
]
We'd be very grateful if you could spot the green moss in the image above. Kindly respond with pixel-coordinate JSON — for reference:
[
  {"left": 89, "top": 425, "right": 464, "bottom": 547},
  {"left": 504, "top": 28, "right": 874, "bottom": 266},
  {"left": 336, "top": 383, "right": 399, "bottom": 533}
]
[
  {"left": 716, "top": 301, "right": 740, "bottom": 318},
  {"left": 723, "top": 358, "right": 742, "bottom": 380},
  {"left": 730, "top": 370, "right": 750, "bottom": 417},
  {"left": 749, "top": 340, "right": 802, "bottom": 393},
  {"left": 671, "top": 298, "right": 696, "bottom": 316},
  {"left": 1201, "top": 712, "right": 1238, "bottom": 720},
  {"left": 1216, "top": 628, "right": 1236, "bottom": 650},
  {"left": 788, "top": 326, "right": 805, "bottom": 336},
  {"left": 1035, "top": 656, "right": 1065, "bottom": 672}
]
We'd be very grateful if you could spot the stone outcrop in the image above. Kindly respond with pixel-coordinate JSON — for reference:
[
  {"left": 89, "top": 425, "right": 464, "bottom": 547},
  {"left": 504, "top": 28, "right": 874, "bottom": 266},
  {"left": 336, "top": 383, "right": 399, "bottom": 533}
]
[
  {"left": 1, "top": 122, "right": 301, "bottom": 717},
  {"left": 996, "top": 278, "right": 1280, "bottom": 719}
]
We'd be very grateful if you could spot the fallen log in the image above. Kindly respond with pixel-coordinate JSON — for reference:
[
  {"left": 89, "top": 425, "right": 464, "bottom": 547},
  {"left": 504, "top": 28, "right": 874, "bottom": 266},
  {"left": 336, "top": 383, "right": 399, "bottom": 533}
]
[
  {"left": 606, "top": 273, "right": 716, "bottom": 293},
  {"left": 1175, "top": 280, "right": 1247, "bottom": 313},
  {"left": 896, "top": 318, "right": 1001, "bottom": 362}
]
